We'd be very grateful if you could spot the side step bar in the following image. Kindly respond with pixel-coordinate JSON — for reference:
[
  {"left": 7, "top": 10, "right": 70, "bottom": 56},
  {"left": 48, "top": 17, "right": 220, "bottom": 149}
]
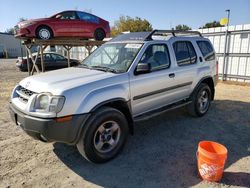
[{"left": 134, "top": 100, "right": 192, "bottom": 122}]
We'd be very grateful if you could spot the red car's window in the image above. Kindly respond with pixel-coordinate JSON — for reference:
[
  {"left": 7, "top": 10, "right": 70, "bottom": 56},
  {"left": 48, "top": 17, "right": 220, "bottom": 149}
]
[
  {"left": 76, "top": 11, "right": 99, "bottom": 24},
  {"left": 60, "top": 11, "right": 78, "bottom": 20}
]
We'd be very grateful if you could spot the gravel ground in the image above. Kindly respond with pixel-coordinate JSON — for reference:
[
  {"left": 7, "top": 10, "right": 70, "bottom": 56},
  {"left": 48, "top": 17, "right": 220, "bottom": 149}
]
[{"left": 0, "top": 59, "right": 250, "bottom": 188}]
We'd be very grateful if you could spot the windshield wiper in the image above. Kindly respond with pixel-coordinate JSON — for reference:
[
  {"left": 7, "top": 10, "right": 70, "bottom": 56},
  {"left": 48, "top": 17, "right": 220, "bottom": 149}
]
[{"left": 90, "top": 66, "right": 120, "bottom": 73}]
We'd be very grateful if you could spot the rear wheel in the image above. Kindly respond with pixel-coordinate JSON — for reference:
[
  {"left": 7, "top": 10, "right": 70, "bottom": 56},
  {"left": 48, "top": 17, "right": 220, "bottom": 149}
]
[
  {"left": 77, "top": 107, "right": 129, "bottom": 163},
  {"left": 36, "top": 26, "right": 53, "bottom": 40},
  {"left": 94, "top": 28, "right": 105, "bottom": 41},
  {"left": 187, "top": 83, "right": 212, "bottom": 117}
]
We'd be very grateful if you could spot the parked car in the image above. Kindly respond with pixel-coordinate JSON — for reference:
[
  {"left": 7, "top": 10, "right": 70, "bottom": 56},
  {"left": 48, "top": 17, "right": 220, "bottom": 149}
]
[
  {"left": 14, "top": 10, "right": 110, "bottom": 41},
  {"left": 9, "top": 30, "right": 218, "bottom": 163},
  {"left": 16, "top": 52, "right": 80, "bottom": 71}
]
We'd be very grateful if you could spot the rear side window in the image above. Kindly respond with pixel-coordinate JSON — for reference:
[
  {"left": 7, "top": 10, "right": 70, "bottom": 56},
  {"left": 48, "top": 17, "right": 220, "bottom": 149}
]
[
  {"left": 77, "top": 12, "right": 99, "bottom": 24},
  {"left": 173, "top": 41, "right": 197, "bottom": 66},
  {"left": 197, "top": 41, "right": 215, "bottom": 61}
]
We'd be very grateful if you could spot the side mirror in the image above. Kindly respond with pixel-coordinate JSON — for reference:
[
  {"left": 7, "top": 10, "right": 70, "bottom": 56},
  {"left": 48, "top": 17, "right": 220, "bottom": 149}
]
[
  {"left": 55, "top": 14, "right": 62, "bottom": 19},
  {"left": 135, "top": 63, "right": 151, "bottom": 75}
]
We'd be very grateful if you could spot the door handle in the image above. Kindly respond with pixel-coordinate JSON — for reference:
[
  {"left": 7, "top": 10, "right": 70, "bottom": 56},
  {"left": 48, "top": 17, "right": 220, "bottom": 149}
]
[{"left": 169, "top": 73, "right": 175, "bottom": 78}]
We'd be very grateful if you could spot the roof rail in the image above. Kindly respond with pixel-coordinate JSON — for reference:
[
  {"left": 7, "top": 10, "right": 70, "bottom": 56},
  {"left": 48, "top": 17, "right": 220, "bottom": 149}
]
[{"left": 145, "top": 30, "right": 202, "bottom": 40}]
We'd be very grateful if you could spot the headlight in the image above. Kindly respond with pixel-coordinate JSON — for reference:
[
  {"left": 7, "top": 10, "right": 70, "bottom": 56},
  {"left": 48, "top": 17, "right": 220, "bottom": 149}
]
[
  {"left": 19, "top": 22, "right": 35, "bottom": 28},
  {"left": 37, "top": 94, "right": 49, "bottom": 109},
  {"left": 34, "top": 93, "right": 65, "bottom": 113}
]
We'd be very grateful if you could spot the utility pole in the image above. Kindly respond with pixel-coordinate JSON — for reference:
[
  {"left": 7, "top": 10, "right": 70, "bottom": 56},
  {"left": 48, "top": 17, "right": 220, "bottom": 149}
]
[{"left": 222, "top": 9, "right": 230, "bottom": 81}]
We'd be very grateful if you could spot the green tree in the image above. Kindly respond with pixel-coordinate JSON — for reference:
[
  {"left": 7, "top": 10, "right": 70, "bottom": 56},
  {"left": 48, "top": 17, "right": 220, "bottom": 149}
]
[
  {"left": 5, "top": 28, "right": 15, "bottom": 34},
  {"left": 5, "top": 18, "right": 27, "bottom": 34},
  {"left": 175, "top": 24, "right": 192, "bottom": 31},
  {"left": 111, "top": 16, "right": 153, "bottom": 37},
  {"left": 199, "top": 21, "right": 222, "bottom": 29}
]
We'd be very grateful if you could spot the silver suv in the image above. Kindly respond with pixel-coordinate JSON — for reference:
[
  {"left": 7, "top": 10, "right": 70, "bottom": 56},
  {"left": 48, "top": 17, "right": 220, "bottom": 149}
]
[{"left": 9, "top": 30, "right": 218, "bottom": 163}]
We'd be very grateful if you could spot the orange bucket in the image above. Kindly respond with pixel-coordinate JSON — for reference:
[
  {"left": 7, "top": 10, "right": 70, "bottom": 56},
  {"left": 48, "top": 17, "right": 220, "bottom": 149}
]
[{"left": 197, "top": 141, "right": 228, "bottom": 182}]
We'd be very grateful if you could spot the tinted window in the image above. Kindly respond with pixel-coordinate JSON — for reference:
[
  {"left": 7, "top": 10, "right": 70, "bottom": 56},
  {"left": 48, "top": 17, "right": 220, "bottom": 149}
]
[
  {"left": 76, "top": 12, "right": 99, "bottom": 23},
  {"left": 173, "top": 41, "right": 197, "bottom": 66},
  {"left": 42, "top": 54, "right": 51, "bottom": 61},
  {"left": 197, "top": 41, "right": 215, "bottom": 61},
  {"left": 140, "top": 44, "right": 170, "bottom": 71},
  {"left": 51, "top": 54, "right": 65, "bottom": 61},
  {"left": 60, "top": 11, "right": 77, "bottom": 20}
]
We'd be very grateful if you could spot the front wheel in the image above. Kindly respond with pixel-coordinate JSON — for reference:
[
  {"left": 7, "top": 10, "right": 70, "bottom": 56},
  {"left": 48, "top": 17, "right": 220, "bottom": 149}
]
[
  {"left": 187, "top": 83, "right": 212, "bottom": 117},
  {"left": 36, "top": 26, "right": 53, "bottom": 40},
  {"left": 77, "top": 107, "right": 129, "bottom": 163}
]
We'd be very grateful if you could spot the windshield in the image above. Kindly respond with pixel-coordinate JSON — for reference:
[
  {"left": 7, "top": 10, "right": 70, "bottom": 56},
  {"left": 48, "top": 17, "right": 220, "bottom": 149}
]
[{"left": 80, "top": 43, "right": 143, "bottom": 73}]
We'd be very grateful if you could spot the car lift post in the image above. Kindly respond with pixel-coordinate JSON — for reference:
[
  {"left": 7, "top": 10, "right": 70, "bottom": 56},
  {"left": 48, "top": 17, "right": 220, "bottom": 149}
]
[
  {"left": 63, "top": 45, "right": 72, "bottom": 67},
  {"left": 24, "top": 44, "right": 40, "bottom": 75},
  {"left": 40, "top": 45, "right": 48, "bottom": 72},
  {"left": 26, "top": 49, "right": 30, "bottom": 75}
]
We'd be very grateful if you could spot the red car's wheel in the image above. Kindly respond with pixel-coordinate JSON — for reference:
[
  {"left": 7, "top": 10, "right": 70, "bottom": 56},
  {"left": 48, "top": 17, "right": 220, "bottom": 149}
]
[
  {"left": 94, "top": 28, "right": 106, "bottom": 41},
  {"left": 36, "top": 26, "right": 53, "bottom": 40}
]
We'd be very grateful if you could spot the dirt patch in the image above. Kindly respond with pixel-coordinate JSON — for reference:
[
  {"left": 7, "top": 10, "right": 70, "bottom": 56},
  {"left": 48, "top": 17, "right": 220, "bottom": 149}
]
[{"left": 0, "top": 59, "right": 250, "bottom": 188}]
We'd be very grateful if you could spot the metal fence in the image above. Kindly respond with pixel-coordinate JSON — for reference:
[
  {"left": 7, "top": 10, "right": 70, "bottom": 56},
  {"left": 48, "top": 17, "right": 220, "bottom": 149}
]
[{"left": 199, "top": 24, "right": 250, "bottom": 82}]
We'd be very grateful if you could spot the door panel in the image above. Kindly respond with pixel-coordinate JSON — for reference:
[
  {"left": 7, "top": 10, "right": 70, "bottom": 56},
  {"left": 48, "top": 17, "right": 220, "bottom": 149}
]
[
  {"left": 76, "top": 11, "right": 97, "bottom": 34},
  {"left": 50, "top": 54, "right": 67, "bottom": 68},
  {"left": 130, "top": 43, "right": 182, "bottom": 117},
  {"left": 52, "top": 11, "right": 83, "bottom": 36},
  {"left": 170, "top": 40, "right": 199, "bottom": 97},
  {"left": 130, "top": 70, "right": 181, "bottom": 116}
]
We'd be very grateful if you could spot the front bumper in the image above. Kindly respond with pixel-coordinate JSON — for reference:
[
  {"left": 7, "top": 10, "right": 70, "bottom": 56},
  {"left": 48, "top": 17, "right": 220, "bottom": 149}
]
[
  {"left": 14, "top": 27, "right": 34, "bottom": 38},
  {"left": 9, "top": 102, "right": 90, "bottom": 144}
]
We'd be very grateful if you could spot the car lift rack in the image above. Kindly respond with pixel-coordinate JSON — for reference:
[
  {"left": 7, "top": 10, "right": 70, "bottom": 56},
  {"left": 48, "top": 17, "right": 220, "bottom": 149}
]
[{"left": 22, "top": 38, "right": 105, "bottom": 75}]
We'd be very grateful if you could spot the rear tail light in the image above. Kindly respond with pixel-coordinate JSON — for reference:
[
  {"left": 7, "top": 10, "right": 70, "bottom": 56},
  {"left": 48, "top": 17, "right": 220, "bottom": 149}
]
[{"left": 22, "top": 59, "right": 27, "bottom": 64}]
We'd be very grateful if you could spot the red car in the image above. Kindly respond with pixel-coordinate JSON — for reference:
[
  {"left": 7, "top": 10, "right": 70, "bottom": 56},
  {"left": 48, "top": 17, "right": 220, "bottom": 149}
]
[{"left": 14, "top": 10, "right": 110, "bottom": 41}]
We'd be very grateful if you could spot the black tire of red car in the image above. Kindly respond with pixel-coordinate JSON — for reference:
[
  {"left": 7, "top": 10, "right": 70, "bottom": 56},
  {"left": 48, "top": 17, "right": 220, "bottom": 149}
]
[
  {"left": 76, "top": 107, "right": 129, "bottom": 163},
  {"left": 36, "top": 26, "right": 53, "bottom": 40},
  {"left": 187, "top": 83, "right": 211, "bottom": 117},
  {"left": 94, "top": 28, "right": 106, "bottom": 41}
]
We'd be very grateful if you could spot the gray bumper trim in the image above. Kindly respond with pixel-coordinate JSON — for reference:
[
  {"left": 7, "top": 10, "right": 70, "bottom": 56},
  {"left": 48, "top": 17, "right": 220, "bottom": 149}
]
[{"left": 9, "top": 102, "right": 90, "bottom": 144}]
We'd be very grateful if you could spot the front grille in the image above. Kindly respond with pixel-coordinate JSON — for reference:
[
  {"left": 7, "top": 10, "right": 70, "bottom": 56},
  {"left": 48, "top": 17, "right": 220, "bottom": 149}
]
[
  {"left": 16, "top": 85, "right": 36, "bottom": 103},
  {"left": 19, "top": 86, "right": 34, "bottom": 96}
]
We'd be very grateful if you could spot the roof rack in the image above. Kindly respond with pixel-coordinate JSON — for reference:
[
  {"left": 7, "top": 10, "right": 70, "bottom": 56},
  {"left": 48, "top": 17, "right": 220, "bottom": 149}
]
[{"left": 145, "top": 30, "right": 202, "bottom": 40}]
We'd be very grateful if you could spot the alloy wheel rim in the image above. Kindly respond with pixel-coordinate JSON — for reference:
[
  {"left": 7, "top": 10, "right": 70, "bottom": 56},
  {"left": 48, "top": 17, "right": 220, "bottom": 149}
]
[
  {"left": 198, "top": 90, "right": 209, "bottom": 113},
  {"left": 39, "top": 29, "right": 50, "bottom": 39},
  {"left": 93, "top": 121, "right": 121, "bottom": 153}
]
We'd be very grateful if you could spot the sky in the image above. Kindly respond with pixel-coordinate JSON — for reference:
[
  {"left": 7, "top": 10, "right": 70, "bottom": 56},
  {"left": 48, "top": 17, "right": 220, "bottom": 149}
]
[{"left": 0, "top": 0, "right": 250, "bottom": 32}]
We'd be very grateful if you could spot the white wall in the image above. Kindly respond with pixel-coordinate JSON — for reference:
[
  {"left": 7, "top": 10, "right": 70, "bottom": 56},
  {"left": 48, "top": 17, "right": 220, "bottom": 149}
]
[{"left": 0, "top": 33, "right": 25, "bottom": 58}]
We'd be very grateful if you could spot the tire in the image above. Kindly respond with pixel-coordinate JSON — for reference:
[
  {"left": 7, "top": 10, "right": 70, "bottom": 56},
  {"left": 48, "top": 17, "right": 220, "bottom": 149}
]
[
  {"left": 70, "top": 62, "right": 78, "bottom": 67},
  {"left": 36, "top": 26, "right": 53, "bottom": 40},
  {"left": 19, "top": 68, "right": 27, "bottom": 72},
  {"left": 187, "top": 83, "right": 212, "bottom": 117},
  {"left": 77, "top": 107, "right": 129, "bottom": 163},
  {"left": 94, "top": 28, "right": 105, "bottom": 41}
]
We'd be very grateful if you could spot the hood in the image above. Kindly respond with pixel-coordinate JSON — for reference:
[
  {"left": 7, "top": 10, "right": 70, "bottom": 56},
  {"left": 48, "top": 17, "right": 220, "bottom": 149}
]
[
  {"left": 19, "top": 67, "right": 116, "bottom": 94},
  {"left": 18, "top": 18, "right": 50, "bottom": 26}
]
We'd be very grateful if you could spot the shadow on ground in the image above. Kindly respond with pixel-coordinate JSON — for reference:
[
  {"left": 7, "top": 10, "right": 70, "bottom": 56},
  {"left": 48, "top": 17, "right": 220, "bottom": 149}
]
[{"left": 53, "top": 100, "right": 250, "bottom": 187}]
